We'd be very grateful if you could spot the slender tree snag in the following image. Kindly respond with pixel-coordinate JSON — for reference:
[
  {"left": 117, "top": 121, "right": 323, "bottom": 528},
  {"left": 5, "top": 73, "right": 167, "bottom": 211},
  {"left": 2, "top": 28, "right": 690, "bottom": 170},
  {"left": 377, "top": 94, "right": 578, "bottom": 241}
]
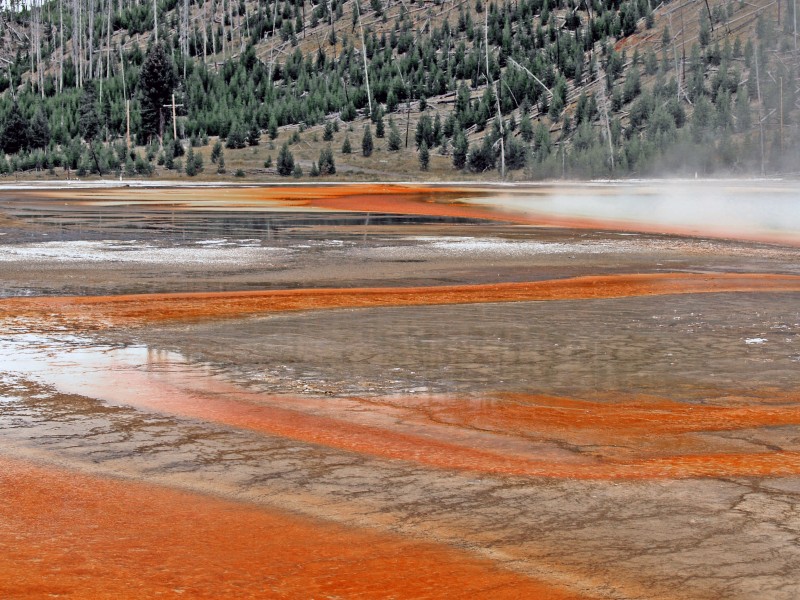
[
  {"left": 357, "top": 0, "right": 373, "bottom": 117},
  {"left": 485, "top": 9, "right": 504, "bottom": 179}
]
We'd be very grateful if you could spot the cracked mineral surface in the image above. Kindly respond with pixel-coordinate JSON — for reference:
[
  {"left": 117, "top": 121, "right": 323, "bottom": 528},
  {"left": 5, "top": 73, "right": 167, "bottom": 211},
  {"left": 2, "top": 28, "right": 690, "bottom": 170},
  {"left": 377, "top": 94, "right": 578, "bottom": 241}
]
[{"left": 1, "top": 183, "right": 800, "bottom": 599}]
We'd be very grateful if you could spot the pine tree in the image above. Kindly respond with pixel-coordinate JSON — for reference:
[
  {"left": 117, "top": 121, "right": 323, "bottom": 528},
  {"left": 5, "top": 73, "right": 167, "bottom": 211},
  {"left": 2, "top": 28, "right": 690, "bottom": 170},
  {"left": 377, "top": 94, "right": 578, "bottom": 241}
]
[
  {"left": 452, "top": 129, "right": 468, "bottom": 169},
  {"left": 419, "top": 141, "right": 430, "bottom": 171},
  {"left": 1, "top": 103, "right": 30, "bottom": 155},
  {"left": 227, "top": 122, "right": 247, "bottom": 149},
  {"left": 28, "top": 109, "right": 51, "bottom": 150},
  {"left": 375, "top": 114, "right": 385, "bottom": 138},
  {"left": 387, "top": 119, "right": 402, "bottom": 151},
  {"left": 211, "top": 140, "right": 223, "bottom": 163},
  {"left": 217, "top": 153, "right": 226, "bottom": 174},
  {"left": 735, "top": 86, "right": 751, "bottom": 133},
  {"left": 318, "top": 146, "right": 336, "bottom": 175},
  {"left": 323, "top": 121, "right": 335, "bottom": 141},
  {"left": 185, "top": 147, "right": 198, "bottom": 176},
  {"left": 362, "top": 125, "right": 373, "bottom": 157},
  {"left": 342, "top": 136, "right": 352, "bottom": 154},
  {"left": 139, "top": 43, "right": 176, "bottom": 143},
  {"left": 277, "top": 142, "right": 295, "bottom": 176},
  {"left": 247, "top": 122, "right": 261, "bottom": 146},
  {"left": 79, "top": 82, "right": 101, "bottom": 142},
  {"left": 519, "top": 113, "right": 533, "bottom": 143}
]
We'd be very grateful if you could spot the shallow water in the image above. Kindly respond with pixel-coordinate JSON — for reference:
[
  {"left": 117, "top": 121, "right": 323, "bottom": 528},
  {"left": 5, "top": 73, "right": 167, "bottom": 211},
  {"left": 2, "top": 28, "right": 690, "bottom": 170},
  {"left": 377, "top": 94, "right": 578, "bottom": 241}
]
[{"left": 3, "top": 183, "right": 800, "bottom": 599}]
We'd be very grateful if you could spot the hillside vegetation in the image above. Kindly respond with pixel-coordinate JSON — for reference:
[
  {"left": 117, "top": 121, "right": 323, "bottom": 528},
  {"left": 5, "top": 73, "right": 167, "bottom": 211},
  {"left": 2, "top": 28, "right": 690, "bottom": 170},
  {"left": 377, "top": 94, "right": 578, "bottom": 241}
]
[{"left": 0, "top": 0, "right": 797, "bottom": 180}]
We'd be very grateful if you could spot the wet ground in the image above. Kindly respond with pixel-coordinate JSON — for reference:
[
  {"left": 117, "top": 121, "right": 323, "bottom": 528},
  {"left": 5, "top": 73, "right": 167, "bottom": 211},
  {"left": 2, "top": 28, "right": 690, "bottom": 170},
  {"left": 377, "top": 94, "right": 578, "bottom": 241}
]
[{"left": 2, "top": 183, "right": 800, "bottom": 599}]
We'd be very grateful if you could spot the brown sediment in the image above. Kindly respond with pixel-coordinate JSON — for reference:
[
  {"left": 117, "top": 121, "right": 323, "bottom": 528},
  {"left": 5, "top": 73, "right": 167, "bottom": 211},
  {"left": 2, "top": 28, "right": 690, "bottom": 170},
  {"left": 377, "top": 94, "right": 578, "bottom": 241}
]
[
  {"left": 27, "top": 183, "right": 493, "bottom": 213},
  {"left": 124, "top": 392, "right": 800, "bottom": 479},
  {"left": 427, "top": 392, "right": 800, "bottom": 440},
  {"left": 18, "top": 184, "right": 800, "bottom": 244},
  {"left": 0, "top": 456, "right": 589, "bottom": 599},
  {"left": 46, "top": 356, "right": 800, "bottom": 479},
  {"left": 3, "top": 272, "right": 800, "bottom": 329}
]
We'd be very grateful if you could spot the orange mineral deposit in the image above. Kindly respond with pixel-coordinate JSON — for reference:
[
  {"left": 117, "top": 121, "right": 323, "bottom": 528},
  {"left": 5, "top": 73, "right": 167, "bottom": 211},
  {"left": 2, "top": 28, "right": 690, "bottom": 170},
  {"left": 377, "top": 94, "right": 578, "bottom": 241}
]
[{"left": 0, "top": 456, "right": 589, "bottom": 599}]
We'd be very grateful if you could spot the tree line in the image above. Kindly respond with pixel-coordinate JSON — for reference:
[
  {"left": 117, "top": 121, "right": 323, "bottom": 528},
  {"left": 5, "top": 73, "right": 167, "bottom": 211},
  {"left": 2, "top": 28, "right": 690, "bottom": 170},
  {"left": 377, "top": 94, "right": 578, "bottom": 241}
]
[{"left": 0, "top": 0, "right": 796, "bottom": 178}]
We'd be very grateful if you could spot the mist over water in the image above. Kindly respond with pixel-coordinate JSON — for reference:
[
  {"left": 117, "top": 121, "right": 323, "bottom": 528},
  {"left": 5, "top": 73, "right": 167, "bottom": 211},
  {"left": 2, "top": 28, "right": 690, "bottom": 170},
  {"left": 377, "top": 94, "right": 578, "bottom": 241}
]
[{"left": 478, "top": 181, "right": 800, "bottom": 244}]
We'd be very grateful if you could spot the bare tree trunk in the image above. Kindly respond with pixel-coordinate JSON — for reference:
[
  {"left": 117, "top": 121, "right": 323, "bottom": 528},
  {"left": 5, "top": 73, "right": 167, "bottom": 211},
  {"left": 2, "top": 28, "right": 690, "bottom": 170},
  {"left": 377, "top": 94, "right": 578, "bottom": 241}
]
[
  {"left": 106, "top": 0, "right": 112, "bottom": 78},
  {"left": 219, "top": 0, "right": 226, "bottom": 61},
  {"left": 356, "top": 1, "right": 372, "bottom": 116},
  {"left": 153, "top": 0, "right": 158, "bottom": 42},
  {"left": 485, "top": 8, "right": 504, "bottom": 179},
  {"left": 88, "top": 0, "right": 95, "bottom": 79},
  {"left": 60, "top": 0, "right": 64, "bottom": 93},
  {"left": 596, "top": 65, "right": 615, "bottom": 171},
  {"left": 72, "top": 0, "right": 80, "bottom": 87},
  {"left": 227, "top": 0, "right": 235, "bottom": 56},
  {"left": 211, "top": 1, "right": 218, "bottom": 69},
  {"left": 202, "top": 1, "right": 208, "bottom": 67},
  {"left": 268, "top": 0, "right": 278, "bottom": 83},
  {"left": 755, "top": 43, "right": 765, "bottom": 176}
]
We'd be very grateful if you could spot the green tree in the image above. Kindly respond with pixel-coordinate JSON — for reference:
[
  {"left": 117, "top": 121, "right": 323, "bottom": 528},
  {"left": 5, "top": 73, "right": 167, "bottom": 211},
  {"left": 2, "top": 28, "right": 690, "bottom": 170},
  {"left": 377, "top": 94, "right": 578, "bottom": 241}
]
[
  {"left": 227, "top": 122, "right": 247, "bottom": 149},
  {"left": 79, "top": 82, "right": 101, "bottom": 142},
  {"left": 318, "top": 146, "right": 336, "bottom": 175},
  {"left": 185, "top": 147, "right": 203, "bottom": 176},
  {"left": 362, "top": 125, "right": 373, "bottom": 157},
  {"left": 211, "top": 139, "right": 223, "bottom": 163},
  {"left": 452, "top": 129, "right": 468, "bottom": 169},
  {"left": 387, "top": 119, "right": 402, "bottom": 151},
  {"left": 138, "top": 42, "right": 176, "bottom": 143},
  {"left": 247, "top": 122, "right": 261, "bottom": 146},
  {"left": 342, "top": 135, "right": 352, "bottom": 154},
  {"left": 419, "top": 141, "right": 430, "bottom": 171},
  {"left": 323, "top": 121, "right": 335, "bottom": 141},
  {"left": 28, "top": 109, "right": 50, "bottom": 150},
  {"left": 185, "top": 147, "right": 197, "bottom": 176},
  {"left": 519, "top": 113, "right": 533, "bottom": 143},
  {"left": 375, "top": 114, "right": 385, "bottom": 138},
  {"left": 277, "top": 142, "right": 295, "bottom": 176},
  {"left": 735, "top": 86, "right": 751, "bottom": 133}
]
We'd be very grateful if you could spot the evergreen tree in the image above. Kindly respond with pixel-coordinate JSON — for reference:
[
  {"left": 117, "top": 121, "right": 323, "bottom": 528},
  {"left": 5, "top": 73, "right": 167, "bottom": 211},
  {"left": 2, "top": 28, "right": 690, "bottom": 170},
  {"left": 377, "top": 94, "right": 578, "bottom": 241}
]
[
  {"left": 211, "top": 140, "right": 223, "bottom": 163},
  {"left": 452, "top": 129, "right": 468, "bottom": 169},
  {"left": 362, "top": 125, "right": 373, "bottom": 157},
  {"left": 519, "top": 113, "right": 533, "bottom": 143},
  {"left": 79, "top": 82, "right": 101, "bottom": 142},
  {"left": 318, "top": 146, "right": 336, "bottom": 175},
  {"left": 248, "top": 122, "right": 261, "bottom": 146},
  {"left": 735, "top": 86, "right": 751, "bottom": 133},
  {"left": 387, "top": 119, "right": 402, "bottom": 151},
  {"left": 138, "top": 43, "right": 176, "bottom": 143},
  {"left": 217, "top": 153, "right": 226, "bottom": 174},
  {"left": 342, "top": 136, "right": 352, "bottom": 154},
  {"left": 419, "top": 141, "right": 430, "bottom": 171},
  {"left": 376, "top": 114, "right": 385, "bottom": 138},
  {"left": 323, "top": 121, "right": 335, "bottom": 141},
  {"left": 28, "top": 109, "right": 50, "bottom": 150},
  {"left": 185, "top": 148, "right": 197, "bottom": 176},
  {"left": 277, "top": 142, "right": 295, "bottom": 176},
  {"left": 227, "top": 122, "right": 247, "bottom": 149}
]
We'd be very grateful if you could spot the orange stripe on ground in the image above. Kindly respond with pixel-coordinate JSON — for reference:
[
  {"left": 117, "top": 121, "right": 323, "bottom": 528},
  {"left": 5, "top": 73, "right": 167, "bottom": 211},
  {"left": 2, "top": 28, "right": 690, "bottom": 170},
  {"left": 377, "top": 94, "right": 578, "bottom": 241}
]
[
  {"left": 3, "top": 273, "right": 800, "bottom": 328},
  {"left": 0, "top": 456, "right": 589, "bottom": 599}
]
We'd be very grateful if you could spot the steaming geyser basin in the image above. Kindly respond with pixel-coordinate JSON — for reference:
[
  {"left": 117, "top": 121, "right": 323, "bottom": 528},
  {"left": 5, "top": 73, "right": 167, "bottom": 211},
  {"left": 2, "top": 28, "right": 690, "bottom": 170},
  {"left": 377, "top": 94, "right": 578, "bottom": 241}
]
[{"left": 2, "top": 182, "right": 800, "bottom": 599}]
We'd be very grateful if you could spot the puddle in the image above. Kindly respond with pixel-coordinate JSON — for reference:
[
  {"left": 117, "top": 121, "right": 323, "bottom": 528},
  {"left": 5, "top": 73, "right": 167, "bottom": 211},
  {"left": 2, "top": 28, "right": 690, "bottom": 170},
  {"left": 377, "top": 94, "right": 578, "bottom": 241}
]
[{"left": 3, "top": 297, "right": 800, "bottom": 480}]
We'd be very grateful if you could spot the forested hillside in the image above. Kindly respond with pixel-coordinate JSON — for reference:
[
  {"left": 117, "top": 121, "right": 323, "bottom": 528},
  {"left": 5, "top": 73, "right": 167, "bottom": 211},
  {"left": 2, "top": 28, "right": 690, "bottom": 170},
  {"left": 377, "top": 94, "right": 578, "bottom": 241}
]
[{"left": 0, "top": 0, "right": 797, "bottom": 179}]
